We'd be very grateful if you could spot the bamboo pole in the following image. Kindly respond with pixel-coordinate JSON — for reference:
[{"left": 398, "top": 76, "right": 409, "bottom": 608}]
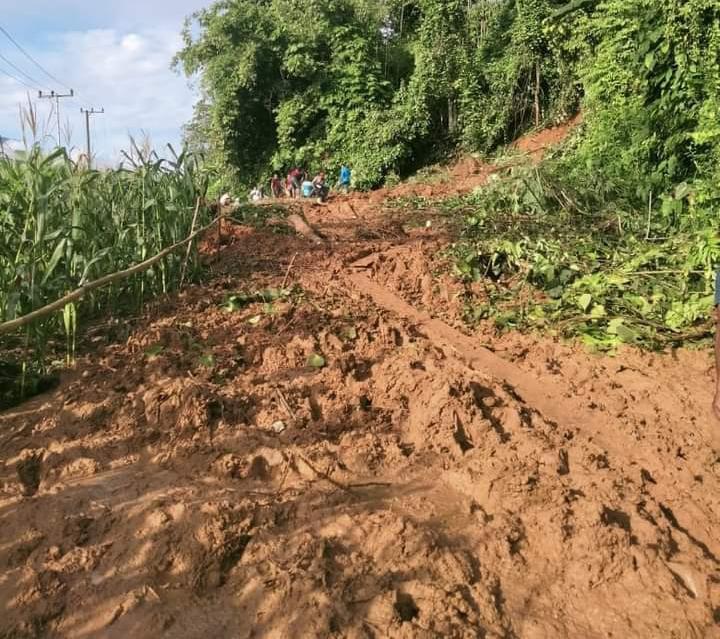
[
  {"left": 179, "top": 197, "right": 202, "bottom": 290},
  {"left": 0, "top": 214, "right": 225, "bottom": 335}
]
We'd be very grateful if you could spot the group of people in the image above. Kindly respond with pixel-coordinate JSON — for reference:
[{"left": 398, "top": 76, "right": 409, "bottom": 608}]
[{"left": 252, "top": 164, "right": 352, "bottom": 202}]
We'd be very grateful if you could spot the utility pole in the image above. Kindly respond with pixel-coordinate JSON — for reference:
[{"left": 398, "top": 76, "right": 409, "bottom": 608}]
[
  {"left": 80, "top": 107, "right": 104, "bottom": 169},
  {"left": 38, "top": 89, "right": 75, "bottom": 147}
]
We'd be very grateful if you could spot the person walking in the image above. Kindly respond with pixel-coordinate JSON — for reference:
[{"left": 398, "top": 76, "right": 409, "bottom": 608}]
[
  {"left": 338, "top": 164, "right": 352, "bottom": 193},
  {"left": 288, "top": 167, "right": 302, "bottom": 199},
  {"left": 270, "top": 173, "right": 284, "bottom": 199}
]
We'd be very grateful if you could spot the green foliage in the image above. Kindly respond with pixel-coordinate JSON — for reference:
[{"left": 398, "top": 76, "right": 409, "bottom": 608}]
[
  {"left": 307, "top": 353, "right": 327, "bottom": 369},
  {"left": 221, "top": 287, "right": 293, "bottom": 312},
  {"left": 0, "top": 144, "right": 209, "bottom": 390},
  {"left": 459, "top": 0, "right": 583, "bottom": 150},
  {"left": 568, "top": 0, "right": 720, "bottom": 201},
  {"left": 177, "top": 0, "right": 720, "bottom": 198},
  {"left": 177, "top": 0, "right": 582, "bottom": 189},
  {"left": 177, "top": 0, "right": 720, "bottom": 352},
  {"left": 176, "top": 0, "right": 392, "bottom": 188},
  {"left": 446, "top": 0, "right": 720, "bottom": 351},
  {"left": 451, "top": 161, "right": 719, "bottom": 350}
]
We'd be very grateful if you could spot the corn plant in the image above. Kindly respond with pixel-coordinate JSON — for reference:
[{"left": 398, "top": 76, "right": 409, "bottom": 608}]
[{"left": 0, "top": 143, "right": 210, "bottom": 397}]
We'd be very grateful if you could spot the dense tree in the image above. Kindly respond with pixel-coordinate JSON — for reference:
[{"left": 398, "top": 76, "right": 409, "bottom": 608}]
[{"left": 176, "top": 0, "right": 720, "bottom": 197}]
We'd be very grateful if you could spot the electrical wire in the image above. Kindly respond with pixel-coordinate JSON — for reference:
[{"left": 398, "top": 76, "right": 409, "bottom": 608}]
[
  {"left": 0, "top": 50, "right": 43, "bottom": 89},
  {"left": 0, "top": 63, "right": 36, "bottom": 91},
  {"left": 0, "top": 25, "right": 72, "bottom": 91}
]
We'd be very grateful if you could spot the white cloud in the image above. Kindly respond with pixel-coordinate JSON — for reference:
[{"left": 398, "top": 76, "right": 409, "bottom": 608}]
[
  {"left": 0, "top": 25, "right": 200, "bottom": 164},
  {"left": 121, "top": 34, "right": 144, "bottom": 53}
]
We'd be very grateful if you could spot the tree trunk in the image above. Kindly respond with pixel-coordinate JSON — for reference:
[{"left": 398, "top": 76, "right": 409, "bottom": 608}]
[
  {"left": 534, "top": 60, "right": 541, "bottom": 127},
  {"left": 448, "top": 98, "right": 458, "bottom": 134}
]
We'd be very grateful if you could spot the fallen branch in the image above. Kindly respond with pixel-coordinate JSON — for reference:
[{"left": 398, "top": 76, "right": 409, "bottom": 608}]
[
  {"left": 275, "top": 387, "right": 296, "bottom": 424},
  {"left": 281, "top": 253, "right": 299, "bottom": 290},
  {"left": 0, "top": 214, "right": 226, "bottom": 335},
  {"left": 296, "top": 454, "right": 351, "bottom": 493},
  {"left": 286, "top": 213, "right": 326, "bottom": 244},
  {"left": 295, "top": 454, "right": 391, "bottom": 493}
]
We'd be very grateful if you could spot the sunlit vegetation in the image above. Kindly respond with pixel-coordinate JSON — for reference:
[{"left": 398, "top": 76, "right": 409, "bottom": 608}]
[{"left": 0, "top": 142, "right": 209, "bottom": 404}]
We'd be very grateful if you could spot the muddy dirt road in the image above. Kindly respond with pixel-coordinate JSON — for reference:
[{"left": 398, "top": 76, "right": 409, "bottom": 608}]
[{"left": 2, "top": 143, "right": 720, "bottom": 638}]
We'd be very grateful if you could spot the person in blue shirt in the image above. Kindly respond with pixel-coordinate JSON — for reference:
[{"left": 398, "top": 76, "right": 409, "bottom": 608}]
[
  {"left": 301, "top": 177, "right": 314, "bottom": 198},
  {"left": 338, "top": 164, "right": 351, "bottom": 193}
]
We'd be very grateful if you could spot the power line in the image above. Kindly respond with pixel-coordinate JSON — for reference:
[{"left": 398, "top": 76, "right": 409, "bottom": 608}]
[
  {"left": 0, "top": 25, "right": 71, "bottom": 92},
  {"left": 0, "top": 63, "right": 36, "bottom": 91},
  {"left": 0, "top": 50, "right": 42, "bottom": 89}
]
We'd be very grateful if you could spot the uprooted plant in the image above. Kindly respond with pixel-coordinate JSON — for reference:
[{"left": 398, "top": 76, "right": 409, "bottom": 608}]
[{"left": 449, "top": 161, "right": 719, "bottom": 350}]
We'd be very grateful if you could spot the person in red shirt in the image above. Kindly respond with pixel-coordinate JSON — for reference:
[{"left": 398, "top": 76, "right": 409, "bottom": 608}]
[
  {"left": 288, "top": 168, "right": 302, "bottom": 198},
  {"left": 270, "top": 173, "right": 284, "bottom": 198}
]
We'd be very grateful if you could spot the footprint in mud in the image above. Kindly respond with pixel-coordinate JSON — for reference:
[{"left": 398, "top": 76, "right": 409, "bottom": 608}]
[
  {"left": 247, "top": 455, "right": 272, "bottom": 481},
  {"left": 192, "top": 507, "right": 254, "bottom": 593},
  {"left": 469, "top": 382, "right": 511, "bottom": 443},
  {"left": 394, "top": 591, "right": 420, "bottom": 622},
  {"left": 16, "top": 449, "right": 44, "bottom": 496},
  {"left": 600, "top": 506, "right": 632, "bottom": 533},
  {"left": 339, "top": 354, "right": 374, "bottom": 382}
]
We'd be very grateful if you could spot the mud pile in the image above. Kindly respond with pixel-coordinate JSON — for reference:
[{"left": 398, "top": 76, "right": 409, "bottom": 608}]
[{"left": 2, "top": 119, "right": 719, "bottom": 638}]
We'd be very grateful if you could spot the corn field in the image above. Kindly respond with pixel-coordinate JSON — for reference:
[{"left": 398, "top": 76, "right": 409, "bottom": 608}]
[{"left": 0, "top": 143, "right": 209, "bottom": 404}]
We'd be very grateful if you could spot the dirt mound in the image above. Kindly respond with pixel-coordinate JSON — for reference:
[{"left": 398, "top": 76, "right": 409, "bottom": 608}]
[
  {"left": 0, "top": 262, "right": 522, "bottom": 637},
  {"left": 247, "top": 114, "right": 582, "bottom": 236},
  {"left": 450, "top": 155, "right": 484, "bottom": 180},
  {"left": 2, "top": 120, "right": 719, "bottom": 638},
  {"left": 511, "top": 113, "right": 583, "bottom": 160}
]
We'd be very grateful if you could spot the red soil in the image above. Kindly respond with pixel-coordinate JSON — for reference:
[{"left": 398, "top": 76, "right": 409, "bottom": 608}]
[{"left": 2, "top": 117, "right": 718, "bottom": 638}]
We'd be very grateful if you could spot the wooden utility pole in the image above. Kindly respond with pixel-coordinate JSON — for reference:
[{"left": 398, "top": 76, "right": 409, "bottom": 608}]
[
  {"left": 38, "top": 89, "right": 75, "bottom": 147},
  {"left": 80, "top": 107, "right": 104, "bottom": 169}
]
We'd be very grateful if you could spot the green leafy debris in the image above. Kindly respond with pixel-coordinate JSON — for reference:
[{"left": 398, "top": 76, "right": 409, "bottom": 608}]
[
  {"left": 222, "top": 288, "right": 293, "bottom": 313},
  {"left": 342, "top": 326, "right": 358, "bottom": 341},
  {"left": 144, "top": 344, "right": 165, "bottom": 358},
  {"left": 450, "top": 159, "right": 718, "bottom": 351},
  {"left": 198, "top": 353, "right": 216, "bottom": 368},
  {"left": 307, "top": 353, "right": 326, "bottom": 369}
]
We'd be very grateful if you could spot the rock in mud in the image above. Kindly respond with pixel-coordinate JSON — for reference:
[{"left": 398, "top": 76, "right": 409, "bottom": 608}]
[
  {"left": 271, "top": 420, "right": 287, "bottom": 434},
  {"left": 16, "top": 449, "right": 45, "bottom": 496}
]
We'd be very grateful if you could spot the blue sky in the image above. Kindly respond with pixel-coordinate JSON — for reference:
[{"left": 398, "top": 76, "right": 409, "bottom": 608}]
[{"left": 0, "top": 1, "right": 212, "bottom": 163}]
